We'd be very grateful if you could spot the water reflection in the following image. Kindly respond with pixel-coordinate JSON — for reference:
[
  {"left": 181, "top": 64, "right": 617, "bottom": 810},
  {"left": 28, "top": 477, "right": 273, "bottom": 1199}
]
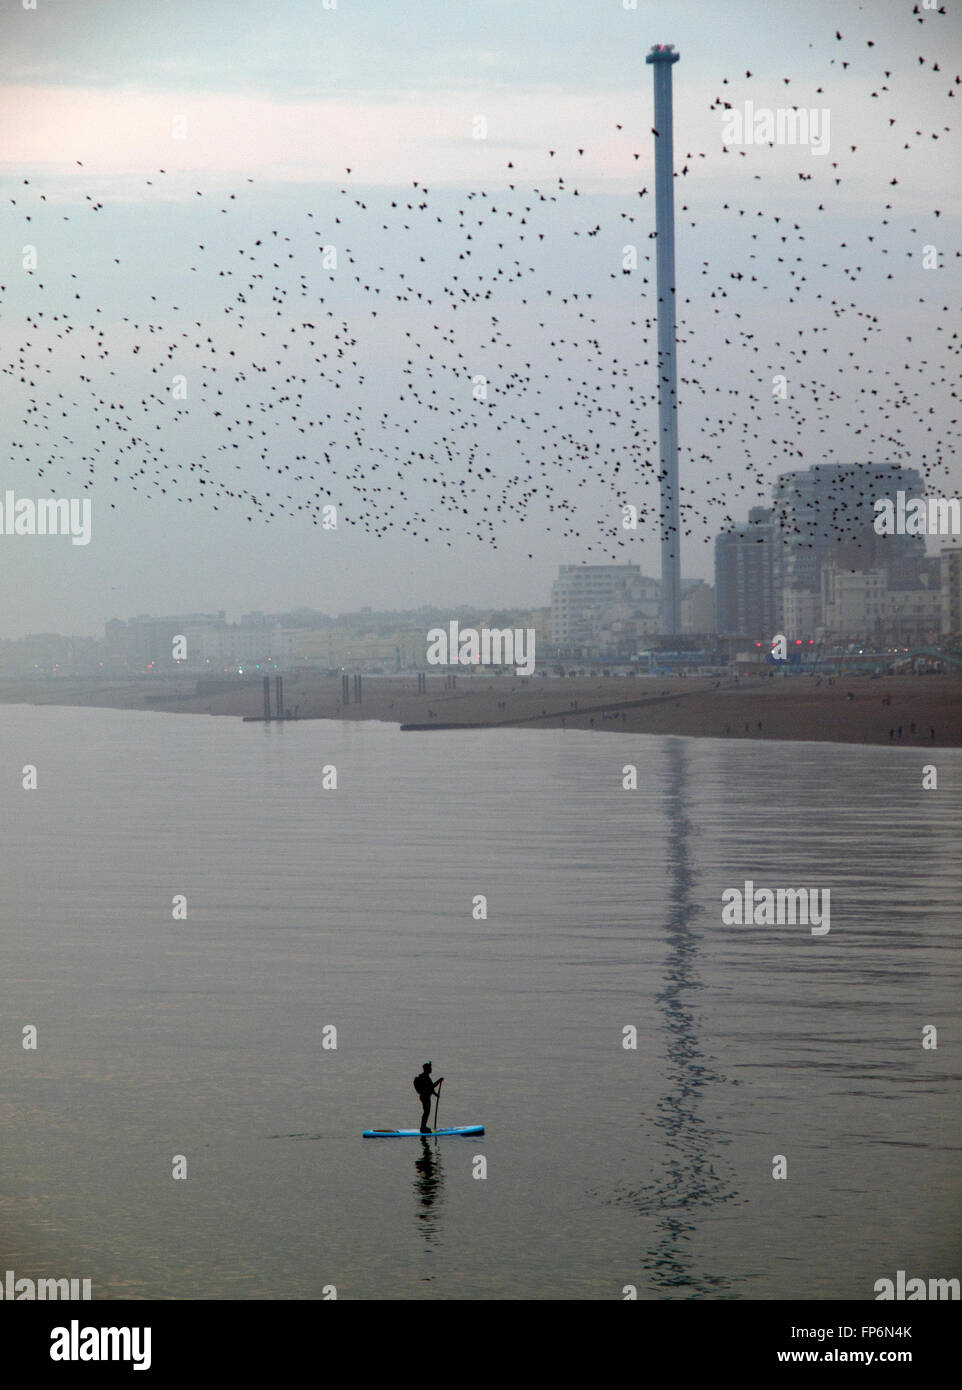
[
  {"left": 413, "top": 1138, "right": 444, "bottom": 1246},
  {"left": 619, "top": 739, "right": 739, "bottom": 1294}
]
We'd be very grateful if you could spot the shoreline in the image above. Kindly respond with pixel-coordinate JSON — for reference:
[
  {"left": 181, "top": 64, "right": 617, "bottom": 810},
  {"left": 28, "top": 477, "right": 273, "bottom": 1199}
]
[{"left": 2, "top": 671, "right": 959, "bottom": 747}]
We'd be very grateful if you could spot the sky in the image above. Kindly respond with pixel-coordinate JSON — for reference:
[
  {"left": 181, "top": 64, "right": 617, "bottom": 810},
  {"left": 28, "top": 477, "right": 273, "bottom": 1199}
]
[{"left": 1, "top": 0, "right": 959, "bottom": 638}]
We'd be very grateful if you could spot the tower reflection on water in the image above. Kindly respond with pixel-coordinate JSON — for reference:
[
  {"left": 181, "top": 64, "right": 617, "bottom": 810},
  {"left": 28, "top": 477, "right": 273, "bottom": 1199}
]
[{"left": 621, "top": 739, "right": 740, "bottom": 1294}]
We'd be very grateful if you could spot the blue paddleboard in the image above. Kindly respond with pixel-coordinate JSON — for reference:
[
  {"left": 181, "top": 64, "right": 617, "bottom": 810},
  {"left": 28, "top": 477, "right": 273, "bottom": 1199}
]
[{"left": 362, "top": 1125, "right": 484, "bottom": 1138}]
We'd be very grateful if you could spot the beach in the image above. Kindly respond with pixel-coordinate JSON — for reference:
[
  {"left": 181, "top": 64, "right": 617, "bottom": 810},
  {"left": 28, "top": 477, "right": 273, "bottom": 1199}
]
[{"left": 4, "top": 670, "right": 960, "bottom": 746}]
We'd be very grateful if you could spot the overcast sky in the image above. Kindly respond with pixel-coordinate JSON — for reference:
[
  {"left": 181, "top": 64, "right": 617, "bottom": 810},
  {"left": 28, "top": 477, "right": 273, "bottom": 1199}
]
[{"left": 1, "top": 0, "right": 959, "bottom": 637}]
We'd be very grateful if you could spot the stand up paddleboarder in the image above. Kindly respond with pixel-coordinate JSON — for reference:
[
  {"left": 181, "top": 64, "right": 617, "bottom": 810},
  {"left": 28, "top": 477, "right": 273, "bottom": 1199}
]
[{"left": 414, "top": 1062, "right": 444, "bottom": 1133}]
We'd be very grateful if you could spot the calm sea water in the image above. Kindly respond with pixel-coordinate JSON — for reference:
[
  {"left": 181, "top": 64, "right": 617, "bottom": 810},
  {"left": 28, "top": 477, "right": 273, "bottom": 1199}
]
[{"left": 0, "top": 705, "right": 959, "bottom": 1300}]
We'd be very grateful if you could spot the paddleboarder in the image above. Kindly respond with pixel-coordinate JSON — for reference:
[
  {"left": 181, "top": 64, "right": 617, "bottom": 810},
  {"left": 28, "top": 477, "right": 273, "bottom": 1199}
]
[{"left": 414, "top": 1062, "right": 444, "bottom": 1133}]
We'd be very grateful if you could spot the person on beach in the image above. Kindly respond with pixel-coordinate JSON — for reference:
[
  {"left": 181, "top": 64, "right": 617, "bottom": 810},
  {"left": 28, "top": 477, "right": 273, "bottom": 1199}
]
[{"left": 414, "top": 1062, "right": 443, "bottom": 1133}]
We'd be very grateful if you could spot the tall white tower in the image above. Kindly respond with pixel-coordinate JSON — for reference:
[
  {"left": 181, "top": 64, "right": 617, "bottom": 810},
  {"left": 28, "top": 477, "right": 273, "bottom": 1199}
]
[{"left": 646, "top": 42, "right": 681, "bottom": 635}]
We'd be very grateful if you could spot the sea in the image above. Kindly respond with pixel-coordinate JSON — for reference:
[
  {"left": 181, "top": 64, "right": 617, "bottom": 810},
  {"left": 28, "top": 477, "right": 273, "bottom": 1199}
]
[{"left": 0, "top": 704, "right": 959, "bottom": 1300}]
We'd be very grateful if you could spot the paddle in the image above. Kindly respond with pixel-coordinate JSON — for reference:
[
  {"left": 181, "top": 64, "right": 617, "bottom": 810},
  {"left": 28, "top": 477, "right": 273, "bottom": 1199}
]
[{"left": 432, "top": 1077, "right": 443, "bottom": 1132}]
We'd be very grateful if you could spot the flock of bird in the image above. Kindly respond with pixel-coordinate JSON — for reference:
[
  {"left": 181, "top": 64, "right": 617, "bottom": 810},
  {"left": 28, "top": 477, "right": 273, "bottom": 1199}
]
[{"left": 3, "top": 2, "right": 959, "bottom": 563}]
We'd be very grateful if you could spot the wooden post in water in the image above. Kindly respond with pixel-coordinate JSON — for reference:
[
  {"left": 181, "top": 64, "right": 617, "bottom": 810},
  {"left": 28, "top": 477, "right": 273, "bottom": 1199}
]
[
  {"left": 275, "top": 675, "right": 283, "bottom": 719},
  {"left": 263, "top": 676, "right": 271, "bottom": 722}
]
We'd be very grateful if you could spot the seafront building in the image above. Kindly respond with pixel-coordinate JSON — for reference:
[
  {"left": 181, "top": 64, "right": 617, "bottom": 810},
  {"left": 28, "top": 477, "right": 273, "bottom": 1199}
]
[
  {"left": 104, "top": 613, "right": 297, "bottom": 675},
  {"left": 550, "top": 565, "right": 652, "bottom": 653},
  {"left": 818, "top": 563, "right": 940, "bottom": 643},
  {"left": 3, "top": 528, "right": 957, "bottom": 684},
  {"left": 681, "top": 579, "right": 715, "bottom": 634},
  {"left": 547, "top": 565, "right": 719, "bottom": 660},
  {"left": 818, "top": 566, "right": 886, "bottom": 637},
  {"left": 941, "top": 548, "right": 962, "bottom": 637},
  {"left": 714, "top": 507, "right": 777, "bottom": 640},
  {"left": 771, "top": 463, "right": 927, "bottom": 633},
  {"left": 0, "top": 632, "right": 101, "bottom": 678},
  {"left": 879, "top": 579, "right": 942, "bottom": 644},
  {"left": 292, "top": 608, "right": 551, "bottom": 672},
  {"left": 714, "top": 464, "right": 943, "bottom": 643}
]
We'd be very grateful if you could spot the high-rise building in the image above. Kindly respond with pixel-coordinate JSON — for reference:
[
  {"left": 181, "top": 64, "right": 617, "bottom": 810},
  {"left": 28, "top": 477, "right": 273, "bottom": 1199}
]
[
  {"left": 550, "top": 564, "right": 652, "bottom": 652},
  {"left": 714, "top": 507, "right": 776, "bottom": 638},
  {"left": 771, "top": 463, "right": 926, "bottom": 628},
  {"left": 681, "top": 579, "right": 715, "bottom": 634}
]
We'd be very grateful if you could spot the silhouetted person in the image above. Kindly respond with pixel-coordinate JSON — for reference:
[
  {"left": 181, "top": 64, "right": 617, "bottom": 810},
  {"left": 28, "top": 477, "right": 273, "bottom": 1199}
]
[{"left": 414, "top": 1062, "right": 443, "bottom": 1133}]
